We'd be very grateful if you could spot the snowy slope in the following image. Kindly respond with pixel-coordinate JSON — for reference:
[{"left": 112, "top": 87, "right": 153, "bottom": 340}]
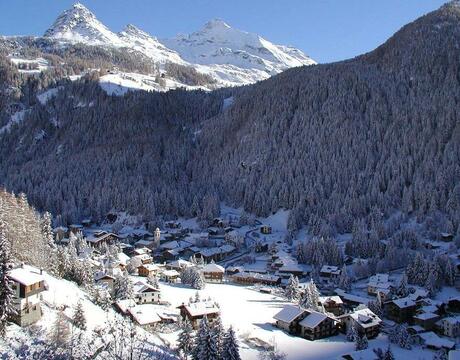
[{"left": 42, "top": 3, "right": 316, "bottom": 89}]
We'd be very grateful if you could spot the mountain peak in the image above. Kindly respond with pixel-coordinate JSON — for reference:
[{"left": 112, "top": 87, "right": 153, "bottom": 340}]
[
  {"left": 203, "top": 19, "right": 231, "bottom": 30},
  {"left": 44, "top": 2, "right": 123, "bottom": 46}
]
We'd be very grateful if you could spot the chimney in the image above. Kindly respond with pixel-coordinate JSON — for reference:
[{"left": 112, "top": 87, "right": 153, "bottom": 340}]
[{"left": 40, "top": 268, "right": 43, "bottom": 275}]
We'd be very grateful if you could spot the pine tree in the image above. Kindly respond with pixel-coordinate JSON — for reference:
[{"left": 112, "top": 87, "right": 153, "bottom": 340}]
[
  {"left": 72, "top": 301, "right": 87, "bottom": 331},
  {"left": 425, "top": 270, "right": 438, "bottom": 296},
  {"left": 284, "top": 275, "right": 300, "bottom": 301},
  {"left": 338, "top": 265, "right": 351, "bottom": 291},
  {"left": 346, "top": 324, "right": 357, "bottom": 342},
  {"left": 193, "top": 316, "right": 219, "bottom": 360},
  {"left": 355, "top": 333, "right": 368, "bottom": 351},
  {"left": 397, "top": 272, "right": 409, "bottom": 297},
  {"left": 211, "top": 315, "right": 225, "bottom": 358},
  {"left": 299, "top": 279, "right": 321, "bottom": 311},
  {"left": 114, "top": 273, "right": 134, "bottom": 300},
  {"left": 0, "top": 227, "right": 16, "bottom": 337},
  {"left": 178, "top": 318, "right": 194, "bottom": 359},
  {"left": 222, "top": 326, "right": 241, "bottom": 360},
  {"left": 50, "top": 310, "right": 70, "bottom": 348}
]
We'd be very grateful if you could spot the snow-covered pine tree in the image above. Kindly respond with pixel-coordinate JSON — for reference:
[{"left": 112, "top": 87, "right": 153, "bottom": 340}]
[
  {"left": 346, "top": 324, "right": 357, "bottom": 342},
  {"left": 177, "top": 318, "right": 194, "bottom": 359},
  {"left": 72, "top": 301, "right": 87, "bottom": 331},
  {"left": 50, "top": 310, "right": 70, "bottom": 348},
  {"left": 211, "top": 315, "right": 225, "bottom": 358},
  {"left": 355, "top": 333, "right": 368, "bottom": 351},
  {"left": 114, "top": 273, "right": 134, "bottom": 300},
  {"left": 193, "top": 316, "right": 219, "bottom": 360},
  {"left": 191, "top": 270, "right": 205, "bottom": 290},
  {"left": 397, "top": 272, "right": 409, "bottom": 297},
  {"left": 338, "top": 265, "right": 351, "bottom": 291},
  {"left": 222, "top": 326, "right": 241, "bottom": 360},
  {"left": 284, "top": 275, "right": 300, "bottom": 301},
  {"left": 0, "top": 226, "right": 16, "bottom": 337},
  {"left": 299, "top": 279, "right": 321, "bottom": 311}
]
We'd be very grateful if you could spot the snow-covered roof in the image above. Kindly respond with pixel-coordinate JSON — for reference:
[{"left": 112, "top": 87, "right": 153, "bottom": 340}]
[
  {"left": 298, "top": 311, "right": 329, "bottom": 329},
  {"left": 162, "top": 269, "right": 180, "bottom": 277},
  {"left": 115, "top": 298, "right": 136, "bottom": 313},
  {"left": 139, "top": 264, "right": 159, "bottom": 272},
  {"left": 202, "top": 263, "right": 225, "bottom": 273},
  {"left": 417, "top": 331, "right": 455, "bottom": 349},
  {"left": 181, "top": 300, "right": 220, "bottom": 317},
  {"left": 320, "top": 265, "right": 340, "bottom": 275},
  {"left": 117, "top": 252, "right": 130, "bottom": 266},
  {"left": 391, "top": 296, "right": 416, "bottom": 308},
  {"left": 349, "top": 307, "right": 381, "bottom": 328},
  {"left": 160, "top": 240, "right": 179, "bottom": 250},
  {"left": 167, "top": 259, "right": 194, "bottom": 269},
  {"left": 273, "top": 305, "right": 304, "bottom": 323},
  {"left": 128, "top": 305, "right": 162, "bottom": 325},
  {"left": 219, "top": 244, "right": 235, "bottom": 253},
  {"left": 133, "top": 281, "right": 159, "bottom": 294},
  {"left": 94, "top": 272, "right": 115, "bottom": 281},
  {"left": 334, "top": 288, "right": 370, "bottom": 305},
  {"left": 368, "top": 273, "right": 389, "bottom": 284},
  {"left": 414, "top": 312, "right": 439, "bottom": 321},
  {"left": 135, "top": 239, "right": 154, "bottom": 247},
  {"left": 8, "top": 267, "right": 44, "bottom": 286},
  {"left": 319, "top": 296, "right": 343, "bottom": 305},
  {"left": 440, "top": 316, "right": 460, "bottom": 325}
]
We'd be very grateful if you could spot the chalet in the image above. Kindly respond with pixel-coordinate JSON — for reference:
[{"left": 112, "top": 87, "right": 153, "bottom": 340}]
[
  {"left": 115, "top": 298, "right": 137, "bottom": 314},
  {"left": 201, "top": 263, "right": 225, "bottom": 283},
  {"left": 320, "top": 265, "right": 341, "bottom": 282},
  {"left": 135, "top": 239, "right": 155, "bottom": 249},
  {"left": 447, "top": 297, "right": 460, "bottom": 312},
  {"left": 166, "top": 259, "right": 194, "bottom": 271},
  {"left": 367, "top": 274, "right": 392, "bottom": 296},
  {"left": 132, "top": 253, "right": 152, "bottom": 265},
  {"left": 273, "top": 305, "right": 306, "bottom": 334},
  {"left": 437, "top": 316, "right": 460, "bottom": 338},
  {"left": 133, "top": 247, "right": 151, "bottom": 256},
  {"left": 298, "top": 310, "right": 338, "bottom": 340},
  {"left": 86, "top": 232, "right": 119, "bottom": 248},
  {"left": 128, "top": 305, "right": 162, "bottom": 328},
  {"left": 165, "top": 221, "right": 181, "bottom": 229},
  {"left": 338, "top": 306, "right": 381, "bottom": 339},
  {"left": 138, "top": 264, "right": 160, "bottom": 277},
  {"left": 8, "top": 267, "right": 46, "bottom": 326},
  {"left": 385, "top": 296, "right": 417, "bottom": 323},
  {"left": 95, "top": 272, "right": 116, "bottom": 294},
  {"left": 133, "top": 281, "right": 161, "bottom": 304},
  {"left": 178, "top": 300, "right": 220, "bottom": 329},
  {"left": 197, "top": 247, "right": 223, "bottom": 262},
  {"left": 334, "top": 288, "right": 370, "bottom": 308},
  {"left": 161, "top": 269, "right": 180, "bottom": 283},
  {"left": 232, "top": 272, "right": 281, "bottom": 286},
  {"left": 319, "top": 296, "right": 344, "bottom": 316},
  {"left": 260, "top": 225, "right": 272, "bottom": 234},
  {"left": 414, "top": 312, "right": 440, "bottom": 331}
]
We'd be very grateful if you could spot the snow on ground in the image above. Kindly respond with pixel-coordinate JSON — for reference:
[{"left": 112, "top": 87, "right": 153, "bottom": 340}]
[
  {"left": 1, "top": 265, "right": 171, "bottom": 357},
  {"left": 9, "top": 57, "right": 49, "bottom": 74},
  {"left": 159, "top": 281, "right": 437, "bottom": 359},
  {"left": 0, "top": 109, "right": 30, "bottom": 135},
  {"left": 160, "top": 282, "right": 350, "bottom": 359},
  {"left": 36, "top": 86, "right": 63, "bottom": 105},
  {"left": 99, "top": 71, "right": 207, "bottom": 96}
]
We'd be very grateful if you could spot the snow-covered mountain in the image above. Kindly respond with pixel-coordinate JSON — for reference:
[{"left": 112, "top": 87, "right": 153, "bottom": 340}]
[{"left": 42, "top": 3, "right": 316, "bottom": 88}]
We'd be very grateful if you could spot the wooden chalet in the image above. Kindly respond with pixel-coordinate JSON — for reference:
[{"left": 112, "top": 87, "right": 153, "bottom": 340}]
[{"left": 177, "top": 300, "right": 220, "bottom": 329}]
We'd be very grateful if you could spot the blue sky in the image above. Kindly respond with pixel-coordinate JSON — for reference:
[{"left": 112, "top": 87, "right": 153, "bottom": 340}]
[{"left": 0, "top": 0, "right": 446, "bottom": 63}]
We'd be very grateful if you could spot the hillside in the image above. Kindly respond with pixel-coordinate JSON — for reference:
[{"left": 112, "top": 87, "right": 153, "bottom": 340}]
[{"left": 0, "top": 2, "right": 459, "bottom": 238}]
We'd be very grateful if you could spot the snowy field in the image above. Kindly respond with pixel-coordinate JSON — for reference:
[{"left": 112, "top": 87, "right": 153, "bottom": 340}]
[
  {"left": 160, "top": 282, "right": 376, "bottom": 360},
  {"left": 159, "top": 281, "right": 436, "bottom": 359}
]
